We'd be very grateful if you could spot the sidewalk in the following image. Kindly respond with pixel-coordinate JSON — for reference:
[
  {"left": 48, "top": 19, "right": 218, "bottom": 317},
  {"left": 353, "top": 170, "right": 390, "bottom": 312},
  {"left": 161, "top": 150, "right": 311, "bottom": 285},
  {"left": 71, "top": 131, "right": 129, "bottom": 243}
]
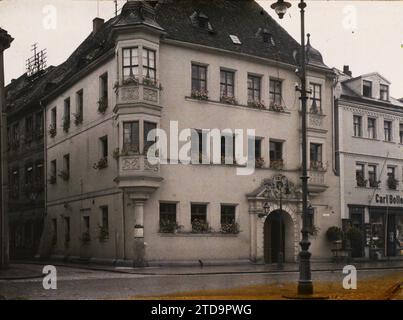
[{"left": 5, "top": 259, "right": 403, "bottom": 278}]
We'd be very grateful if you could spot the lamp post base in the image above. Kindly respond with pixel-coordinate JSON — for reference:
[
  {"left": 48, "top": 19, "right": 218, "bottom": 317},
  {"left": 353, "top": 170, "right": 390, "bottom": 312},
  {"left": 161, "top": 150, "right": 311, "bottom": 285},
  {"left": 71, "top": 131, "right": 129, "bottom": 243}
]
[{"left": 297, "top": 280, "right": 314, "bottom": 295}]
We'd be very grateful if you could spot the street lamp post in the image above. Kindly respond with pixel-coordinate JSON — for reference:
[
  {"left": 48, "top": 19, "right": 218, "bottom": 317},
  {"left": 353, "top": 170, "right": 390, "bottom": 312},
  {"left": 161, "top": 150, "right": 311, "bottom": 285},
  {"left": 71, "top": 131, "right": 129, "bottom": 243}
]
[{"left": 271, "top": 0, "right": 313, "bottom": 295}]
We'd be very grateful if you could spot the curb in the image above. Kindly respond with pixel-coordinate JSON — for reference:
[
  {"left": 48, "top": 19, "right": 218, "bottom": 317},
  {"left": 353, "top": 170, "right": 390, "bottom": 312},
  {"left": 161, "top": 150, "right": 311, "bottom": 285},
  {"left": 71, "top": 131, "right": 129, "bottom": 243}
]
[{"left": 11, "top": 261, "right": 403, "bottom": 277}]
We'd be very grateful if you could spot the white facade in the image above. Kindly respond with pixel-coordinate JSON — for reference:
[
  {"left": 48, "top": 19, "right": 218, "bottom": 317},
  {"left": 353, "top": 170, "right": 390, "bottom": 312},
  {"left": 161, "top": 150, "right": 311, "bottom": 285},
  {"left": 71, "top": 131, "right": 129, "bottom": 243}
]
[
  {"left": 40, "top": 3, "right": 341, "bottom": 266},
  {"left": 337, "top": 71, "right": 403, "bottom": 259}
]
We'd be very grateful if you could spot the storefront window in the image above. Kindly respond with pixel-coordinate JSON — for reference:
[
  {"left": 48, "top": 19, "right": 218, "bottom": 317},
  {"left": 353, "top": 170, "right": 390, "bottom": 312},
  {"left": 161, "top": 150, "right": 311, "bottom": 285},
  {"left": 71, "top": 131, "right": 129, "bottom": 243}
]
[{"left": 396, "top": 215, "right": 403, "bottom": 256}]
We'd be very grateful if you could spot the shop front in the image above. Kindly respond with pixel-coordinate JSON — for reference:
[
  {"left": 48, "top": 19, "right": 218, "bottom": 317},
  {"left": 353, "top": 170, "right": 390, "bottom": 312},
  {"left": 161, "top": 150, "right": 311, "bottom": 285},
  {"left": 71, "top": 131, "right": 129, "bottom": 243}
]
[{"left": 348, "top": 194, "right": 403, "bottom": 260}]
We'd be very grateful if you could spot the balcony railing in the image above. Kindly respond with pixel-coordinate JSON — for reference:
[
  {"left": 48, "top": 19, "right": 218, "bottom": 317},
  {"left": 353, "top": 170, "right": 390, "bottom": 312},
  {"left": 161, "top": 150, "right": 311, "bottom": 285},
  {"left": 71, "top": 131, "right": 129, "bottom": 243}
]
[
  {"left": 308, "top": 170, "right": 328, "bottom": 194},
  {"left": 116, "top": 78, "right": 160, "bottom": 106}
]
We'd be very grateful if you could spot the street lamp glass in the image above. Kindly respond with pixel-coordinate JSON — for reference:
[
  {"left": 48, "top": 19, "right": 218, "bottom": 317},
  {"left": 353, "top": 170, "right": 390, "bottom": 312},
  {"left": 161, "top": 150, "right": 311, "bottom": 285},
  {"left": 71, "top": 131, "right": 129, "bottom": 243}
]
[{"left": 270, "top": 0, "right": 291, "bottom": 19}]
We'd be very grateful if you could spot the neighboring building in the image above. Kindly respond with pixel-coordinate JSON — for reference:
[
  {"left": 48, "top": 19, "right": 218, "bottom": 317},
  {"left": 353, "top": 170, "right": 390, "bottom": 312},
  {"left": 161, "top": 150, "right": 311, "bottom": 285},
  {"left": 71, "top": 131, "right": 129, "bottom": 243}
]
[
  {"left": 335, "top": 66, "right": 403, "bottom": 259},
  {"left": 39, "top": 0, "right": 340, "bottom": 265},
  {"left": 5, "top": 66, "right": 60, "bottom": 259}
]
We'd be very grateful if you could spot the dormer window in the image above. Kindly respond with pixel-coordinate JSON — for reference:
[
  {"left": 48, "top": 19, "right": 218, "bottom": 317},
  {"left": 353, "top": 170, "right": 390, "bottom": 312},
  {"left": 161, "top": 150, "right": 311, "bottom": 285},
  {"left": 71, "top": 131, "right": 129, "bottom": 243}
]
[
  {"left": 190, "top": 11, "right": 215, "bottom": 33},
  {"left": 380, "top": 84, "right": 389, "bottom": 101},
  {"left": 363, "top": 80, "right": 372, "bottom": 98},
  {"left": 197, "top": 13, "right": 209, "bottom": 28}
]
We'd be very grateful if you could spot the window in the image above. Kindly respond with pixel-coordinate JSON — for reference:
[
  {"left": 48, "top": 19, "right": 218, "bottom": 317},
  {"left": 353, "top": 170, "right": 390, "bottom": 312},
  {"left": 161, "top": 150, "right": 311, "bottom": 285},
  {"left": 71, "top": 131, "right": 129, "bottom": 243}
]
[
  {"left": 50, "top": 160, "right": 57, "bottom": 182},
  {"left": 220, "top": 134, "right": 236, "bottom": 164},
  {"left": 363, "top": 80, "right": 372, "bottom": 98},
  {"left": 387, "top": 166, "right": 398, "bottom": 190},
  {"left": 269, "top": 79, "right": 282, "bottom": 106},
  {"left": 76, "top": 90, "right": 83, "bottom": 119},
  {"left": 144, "top": 122, "right": 157, "bottom": 154},
  {"left": 191, "top": 64, "right": 207, "bottom": 92},
  {"left": 159, "top": 203, "right": 177, "bottom": 233},
  {"left": 143, "top": 48, "right": 156, "bottom": 80},
  {"left": 51, "top": 107, "right": 57, "bottom": 129},
  {"left": 100, "top": 206, "right": 109, "bottom": 235},
  {"left": 63, "top": 154, "right": 70, "bottom": 178},
  {"left": 269, "top": 141, "right": 283, "bottom": 161},
  {"left": 310, "top": 143, "right": 323, "bottom": 169},
  {"left": 255, "top": 139, "right": 262, "bottom": 160},
  {"left": 356, "top": 163, "right": 366, "bottom": 187},
  {"left": 25, "top": 116, "right": 33, "bottom": 143},
  {"left": 221, "top": 205, "right": 236, "bottom": 225},
  {"left": 123, "top": 47, "right": 139, "bottom": 80},
  {"left": 64, "top": 98, "right": 70, "bottom": 123},
  {"left": 123, "top": 121, "right": 139, "bottom": 154},
  {"left": 64, "top": 217, "right": 70, "bottom": 244},
  {"left": 400, "top": 124, "right": 403, "bottom": 144},
  {"left": 100, "top": 73, "right": 108, "bottom": 99},
  {"left": 310, "top": 83, "right": 322, "bottom": 113},
  {"left": 380, "top": 84, "right": 389, "bottom": 101},
  {"left": 220, "top": 70, "right": 235, "bottom": 98},
  {"left": 247, "top": 75, "right": 261, "bottom": 103},
  {"left": 368, "top": 165, "right": 378, "bottom": 188},
  {"left": 384, "top": 120, "right": 392, "bottom": 142},
  {"left": 190, "top": 204, "right": 207, "bottom": 225},
  {"left": 35, "top": 111, "right": 43, "bottom": 138},
  {"left": 353, "top": 115, "right": 362, "bottom": 137},
  {"left": 100, "top": 136, "right": 108, "bottom": 158},
  {"left": 367, "top": 118, "right": 376, "bottom": 139}
]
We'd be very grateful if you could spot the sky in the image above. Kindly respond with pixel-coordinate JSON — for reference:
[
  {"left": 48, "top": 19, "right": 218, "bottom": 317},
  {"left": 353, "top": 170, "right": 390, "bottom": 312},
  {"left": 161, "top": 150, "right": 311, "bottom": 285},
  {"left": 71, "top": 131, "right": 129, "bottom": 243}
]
[{"left": 0, "top": 0, "right": 402, "bottom": 98}]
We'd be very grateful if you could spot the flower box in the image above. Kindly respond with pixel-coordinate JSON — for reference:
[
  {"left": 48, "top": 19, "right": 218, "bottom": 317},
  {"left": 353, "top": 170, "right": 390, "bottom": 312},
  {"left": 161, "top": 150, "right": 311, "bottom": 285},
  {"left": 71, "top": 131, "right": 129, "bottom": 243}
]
[
  {"left": 98, "top": 96, "right": 108, "bottom": 114},
  {"left": 220, "top": 95, "right": 237, "bottom": 105},
  {"left": 356, "top": 175, "right": 368, "bottom": 187},
  {"left": 269, "top": 104, "right": 285, "bottom": 112},
  {"left": 191, "top": 89, "right": 209, "bottom": 101},
  {"left": 387, "top": 177, "right": 399, "bottom": 190},
  {"left": 191, "top": 219, "right": 210, "bottom": 233},
  {"left": 248, "top": 100, "right": 266, "bottom": 110},
  {"left": 270, "top": 159, "right": 284, "bottom": 170},
  {"left": 74, "top": 113, "right": 83, "bottom": 126},
  {"left": 48, "top": 124, "right": 57, "bottom": 138},
  {"left": 310, "top": 160, "right": 325, "bottom": 171},
  {"left": 221, "top": 222, "right": 240, "bottom": 234},
  {"left": 93, "top": 157, "right": 108, "bottom": 170},
  {"left": 255, "top": 157, "right": 265, "bottom": 168}
]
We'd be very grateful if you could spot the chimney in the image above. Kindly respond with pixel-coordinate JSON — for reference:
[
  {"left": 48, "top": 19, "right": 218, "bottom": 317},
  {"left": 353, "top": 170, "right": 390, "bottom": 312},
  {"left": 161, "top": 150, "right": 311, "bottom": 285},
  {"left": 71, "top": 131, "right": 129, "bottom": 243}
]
[
  {"left": 343, "top": 65, "right": 352, "bottom": 77},
  {"left": 93, "top": 17, "right": 105, "bottom": 34}
]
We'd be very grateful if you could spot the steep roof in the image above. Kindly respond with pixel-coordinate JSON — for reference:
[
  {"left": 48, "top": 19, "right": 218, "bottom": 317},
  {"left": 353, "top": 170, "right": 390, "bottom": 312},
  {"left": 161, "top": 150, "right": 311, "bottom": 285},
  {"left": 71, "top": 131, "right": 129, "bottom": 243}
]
[{"left": 7, "top": 0, "right": 329, "bottom": 110}]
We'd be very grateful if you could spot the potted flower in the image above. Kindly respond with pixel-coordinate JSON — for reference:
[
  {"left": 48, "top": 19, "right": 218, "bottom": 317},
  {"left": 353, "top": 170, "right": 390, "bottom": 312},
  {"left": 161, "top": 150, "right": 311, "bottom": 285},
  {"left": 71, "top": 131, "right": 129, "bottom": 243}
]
[
  {"left": 48, "top": 124, "right": 57, "bottom": 138},
  {"left": 269, "top": 103, "right": 285, "bottom": 112},
  {"left": 221, "top": 221, "right": 240, "bottom": 234},
  {"left": 191, "top": 219, "right": 210, "bottom": 233},
  {"left": 326, "top": 226, "right": 343, "bottom": 250},
  {"left": 191, "top": 89, "right": 209, "bottom": 100},
  {"left": 356, "top": 174, "right": 368, "bottom": 187},
  {"left": 159, "top": 220, "right": 181, "bottom": 234},
  {"left": 255, "top": 157, "right": 265, "bottom": 168},
  {"left": 387, "top": 176, "right": 399, "bottom": 190},
  {"left": 270, "top": 159, "right": 284, "bottom": 170},
  {"left": 220, "top": 94, "right": 237, "bottom": 105},
  {"left": 310, "top": 160, "right": 325, "bottom": 171},
  {"left": 122, "top": 76, "right": 139, "bottom": 86},
  {"left": 98, "top": 96, "right": 108, "bottom": 114},
  {"left": 248, "top": 100, "right": 266, "bottom": 109},
  {"left": 93, "top": 157, "right": 108, "bottom": 170},
  {"left": 143, "top": 77, "right": 157, "bottom": 87},
  {"left": 369, "top": 179, "right": 380, "bottom": 188},
  {"left": 74, "top": 112, "right": 83, "bottom": 126}
]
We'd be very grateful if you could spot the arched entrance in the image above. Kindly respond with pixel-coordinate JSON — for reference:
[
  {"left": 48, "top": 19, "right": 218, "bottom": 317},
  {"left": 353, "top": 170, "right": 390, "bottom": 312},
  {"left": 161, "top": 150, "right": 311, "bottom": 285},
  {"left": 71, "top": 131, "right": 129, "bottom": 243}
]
[{"left": 264, "top": 210, "right": 294, "bottom": 263}]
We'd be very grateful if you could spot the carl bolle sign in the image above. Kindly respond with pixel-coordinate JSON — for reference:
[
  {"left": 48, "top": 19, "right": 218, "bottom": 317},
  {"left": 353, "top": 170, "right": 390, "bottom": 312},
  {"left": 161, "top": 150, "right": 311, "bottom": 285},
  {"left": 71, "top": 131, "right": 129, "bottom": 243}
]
[{"left": 375, "top": 194, "right": 403, "bottom": 206}]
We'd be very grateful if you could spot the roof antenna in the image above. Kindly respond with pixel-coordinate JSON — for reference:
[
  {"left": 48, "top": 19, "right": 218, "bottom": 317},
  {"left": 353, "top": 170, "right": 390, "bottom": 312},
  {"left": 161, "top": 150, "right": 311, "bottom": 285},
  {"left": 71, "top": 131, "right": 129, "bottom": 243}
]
[{"left": 114, "top": 0, "right": 118, "bottom": 16}]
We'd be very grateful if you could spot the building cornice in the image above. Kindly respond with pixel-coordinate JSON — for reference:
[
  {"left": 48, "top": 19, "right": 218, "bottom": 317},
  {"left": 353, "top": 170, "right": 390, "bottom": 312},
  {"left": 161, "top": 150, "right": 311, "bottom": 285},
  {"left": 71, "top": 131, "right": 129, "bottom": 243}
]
[{"left": 339, "top": 100, "right": 403, "bottom": 120}]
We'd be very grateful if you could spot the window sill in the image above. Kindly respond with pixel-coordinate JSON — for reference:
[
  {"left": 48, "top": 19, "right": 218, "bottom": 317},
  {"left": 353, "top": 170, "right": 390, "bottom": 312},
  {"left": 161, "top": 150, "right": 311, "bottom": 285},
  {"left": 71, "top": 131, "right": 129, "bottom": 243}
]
[
  {"left": 185, "top": 97, "right": 291, "bottom": 115},
  {"left": 352, "top": 136, "right": 381, "bottom": 142},
  {"left": 158, "top": 232, "right": 239, "bottom": 238}
]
